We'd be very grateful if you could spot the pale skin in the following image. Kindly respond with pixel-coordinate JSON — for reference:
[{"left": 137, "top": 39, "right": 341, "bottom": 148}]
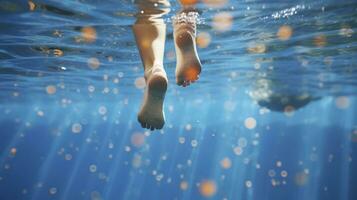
[{"left": 133, "top": 0, "right": 202, "bottom": 130}]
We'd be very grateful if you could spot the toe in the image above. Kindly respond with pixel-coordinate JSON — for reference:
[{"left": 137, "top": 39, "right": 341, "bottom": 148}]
[
  {"left": 193, "top": 74, "right": 199, "bottom": 82},
  {"left": 176, "top": 77, "right": 184, "bottom": 86}
]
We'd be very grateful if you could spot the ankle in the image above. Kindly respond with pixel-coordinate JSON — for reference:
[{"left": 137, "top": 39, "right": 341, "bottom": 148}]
[{"left": 144, "top": 64, "right": 166, "bottom": 80}]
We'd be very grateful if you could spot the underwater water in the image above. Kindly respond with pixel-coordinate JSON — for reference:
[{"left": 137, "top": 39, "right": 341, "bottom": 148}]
[{"left": 0, "top": 0, "right": 357, "bottom": 199}]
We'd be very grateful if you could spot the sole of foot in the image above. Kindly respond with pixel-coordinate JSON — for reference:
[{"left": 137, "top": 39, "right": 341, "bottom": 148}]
[
  {"left": 138, "top": 70, "right": 167, "bottom": 130},
  {"left": 174, "top": 25, "right": 202, "bottom": 87}
]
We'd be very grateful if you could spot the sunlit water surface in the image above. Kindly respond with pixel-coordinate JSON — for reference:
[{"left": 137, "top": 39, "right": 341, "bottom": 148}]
[{"left": 0, "top": 0, "right": 356, "bottom": 200}]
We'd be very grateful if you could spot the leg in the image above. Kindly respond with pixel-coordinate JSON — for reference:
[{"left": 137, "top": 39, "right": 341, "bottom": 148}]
[
  {"left": 133, "top": 0, "right": 170, "bottom": 130},
  {"left": 173, "top": 6, "right": 202, "bottom": 87}
]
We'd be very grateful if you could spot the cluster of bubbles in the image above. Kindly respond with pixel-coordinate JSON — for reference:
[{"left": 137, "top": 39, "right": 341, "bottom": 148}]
[
  {"left": 271, "top": 5, "right": 306, "bottom": 19},
  {"left": 267, "top": 161, "right": 289, "bottom": 187}
]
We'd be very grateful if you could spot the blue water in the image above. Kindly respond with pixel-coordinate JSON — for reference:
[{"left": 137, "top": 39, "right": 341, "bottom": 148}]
[{"left": 0, "top": 0, "right": 356, "bottom": 199}]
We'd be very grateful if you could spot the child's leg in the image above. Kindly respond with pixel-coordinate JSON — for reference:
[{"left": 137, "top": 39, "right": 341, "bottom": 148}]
[
  {"left": 133, "top": 0, "right": 170, "bottom": 130},
  {"left": 173, "top": 5, "right": 202, "bottom": 87},
  {"left": 133, "top": 2, "right": 169, "bottom": 77}
]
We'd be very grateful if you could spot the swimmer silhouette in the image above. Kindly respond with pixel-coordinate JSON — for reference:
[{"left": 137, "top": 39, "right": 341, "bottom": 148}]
[
  {"left": 250, "top": 78, "right": 321, "bottom": 112},
  {"left": 133, "top": 0, "right": 201, "bottom": 130}
]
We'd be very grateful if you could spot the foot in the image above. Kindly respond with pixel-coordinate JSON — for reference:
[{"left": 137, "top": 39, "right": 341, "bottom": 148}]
[
  {"left": 138, "top": 66, "right": 168, "bottom": 130},
  {"left": 174, "top": 20, "right": 202, "bottom": 87}
]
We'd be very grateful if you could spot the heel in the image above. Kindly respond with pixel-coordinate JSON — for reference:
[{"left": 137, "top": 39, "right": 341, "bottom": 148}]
[{"left": 148, "top": 74, "right": 167, "bottom": 98}]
